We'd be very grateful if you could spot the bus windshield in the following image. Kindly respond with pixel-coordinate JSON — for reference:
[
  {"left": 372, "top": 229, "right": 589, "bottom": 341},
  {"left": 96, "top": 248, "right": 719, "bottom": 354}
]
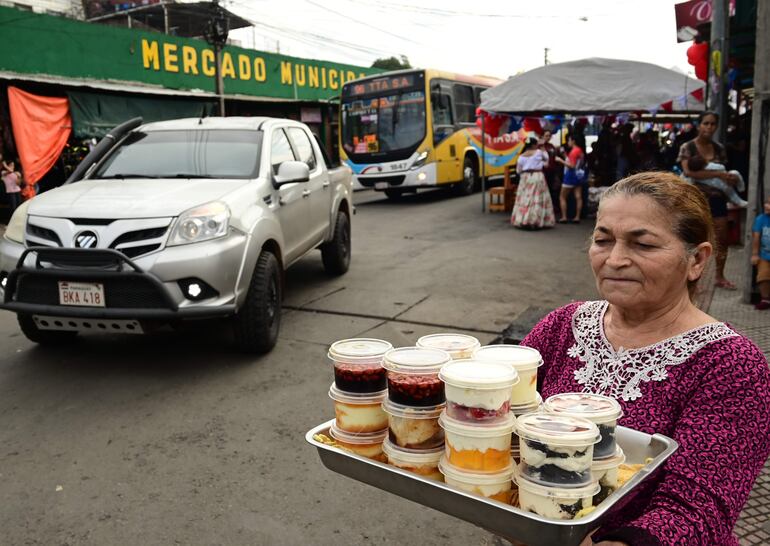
[{"left": 341, "top": 89, "right": 426, "bottom": 158}]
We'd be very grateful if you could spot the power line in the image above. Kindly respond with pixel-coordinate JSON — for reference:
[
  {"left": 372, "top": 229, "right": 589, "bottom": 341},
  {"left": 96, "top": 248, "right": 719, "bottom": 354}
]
[{"left": 303, "top": 0, "right": 420, "bottom": 45}]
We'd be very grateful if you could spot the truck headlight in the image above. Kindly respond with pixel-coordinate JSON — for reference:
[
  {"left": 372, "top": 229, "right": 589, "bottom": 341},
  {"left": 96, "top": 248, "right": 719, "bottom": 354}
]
[
  {"left": 168, "top": 201, "right": 230, "bottom": 246},
  {"left": 410, "top": 151, "right": 429, "bottom": 170},
  {"left": 4, "top": 200, "right": 30, "bottom": 244}
]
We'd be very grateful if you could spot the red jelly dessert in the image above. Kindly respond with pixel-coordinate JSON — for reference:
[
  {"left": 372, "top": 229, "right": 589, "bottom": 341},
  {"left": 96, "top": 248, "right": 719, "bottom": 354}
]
[
  {"left": 447, "top": 400, "right": 511, "bottom": 422},
  {"left": 387, "top": 373, "right": 445, "bottom": 407},
  {"left": 334, "top": 362, "right": 386, "bottom": 393}
]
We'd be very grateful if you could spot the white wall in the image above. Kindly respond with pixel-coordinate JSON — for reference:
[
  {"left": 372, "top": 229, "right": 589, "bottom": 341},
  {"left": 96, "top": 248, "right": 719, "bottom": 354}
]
[{"left": 0, "top": 0, "right": 81, "bottom": 18}]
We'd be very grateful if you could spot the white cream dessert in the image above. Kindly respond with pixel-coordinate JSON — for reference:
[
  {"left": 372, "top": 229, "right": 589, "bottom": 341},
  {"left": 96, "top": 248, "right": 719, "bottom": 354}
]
[
  {"left": 439, "top": 458, "right": 514, "bottom": 503},
  {"left": 543, "top": 393, "right": 623, "bottom": 460},
  {"left": 591, "top": 447, "right": 625, "bottom": 504},
  {"left": 382, "top": 399, "right": 444, "bottom": 449},
  {"left": 329, "top": 423, "right": 388, "bottom": 462},
  {"left": 439, "top": 360, "right": 518, "bottom": 423},
  {"left": 516, "top": 474, "right": 598, "bottom": 520},
  {"left": 329, "top": 383, "right": 388, "bottom": 433},
  {"left": 515, "top": 412, "right": 599, "bottom": 487},
  {"left": 440, "top": 412, "right": 514, "bottom": 472},
  {"left": 417, "top": 333, "right": 481, "bottom": 360},
  {"left": 382, "top": 439, "right": 444, "bottom": 481},
  {"left": 473, "top": 345, "right": 542, "bottom": 406}
]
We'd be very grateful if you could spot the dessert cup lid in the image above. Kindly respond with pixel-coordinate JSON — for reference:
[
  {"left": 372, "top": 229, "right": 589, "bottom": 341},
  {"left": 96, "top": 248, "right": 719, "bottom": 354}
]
[
  {"left": 328, "top": 338, "right": 393, "bottom": 363},
  {"left": 591, "top": 446, "right": 626, "bottom": 470},
  {"left": 382, "top": 346, "right": 452, "bottom": 374},
  {"left": 439, "top": 410, "right": 515, "bottom": 436},
  {"left": 513, "top": 467, "right": 600, "bottom": 498},
  {"left": 473, "top": 345, "right": 543, "bottom": 370},
  {"left": 382, "top": 438, "right": 443, "bottom": 464},
  {"left": 329, "top": 422, "right": 388, "bottom": 444},
  {"left": 382, "top": 398, "right": 444, "bottom": 419},
  {"left": 328, "top": 382, "right": 387, "bottom": 404},
  {"left": 438, "top": 456, "right": 514, "bottom": 483},
  {"left": 416, "top": 333, "right": 481, "bottom": 357},
  {"left": 438, "top": 359, "right": 519, "bottom": 389},
  {"left": 510, "top": 392, "right": 543, "bottom": 416},
  {"left": 515, "top": 411, "right": 600, "bottom": 446},
  {"left": 544, "top": 392, "right": 623, "bottom": 422}
]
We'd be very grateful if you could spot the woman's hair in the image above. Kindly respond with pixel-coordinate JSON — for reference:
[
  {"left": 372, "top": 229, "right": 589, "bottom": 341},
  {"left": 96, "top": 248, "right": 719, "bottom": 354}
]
[
  {"left": 698, "top": 110, "right": 719, "bottom": 124},
  {"left": 523, "top": 136, "right": 538, "bottom": 150},
  {"left": 600, "top": 172, "right": 715, "bottom": 296}
]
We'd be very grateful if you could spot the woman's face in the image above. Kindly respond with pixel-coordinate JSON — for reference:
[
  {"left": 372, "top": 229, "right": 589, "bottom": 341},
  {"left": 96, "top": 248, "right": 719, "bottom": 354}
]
[
  {"left": 589, "top": 195, "right": 703, "bottom": 311},
  {"left": 698, "top": 114, "right": 718, "bottom": 140}
]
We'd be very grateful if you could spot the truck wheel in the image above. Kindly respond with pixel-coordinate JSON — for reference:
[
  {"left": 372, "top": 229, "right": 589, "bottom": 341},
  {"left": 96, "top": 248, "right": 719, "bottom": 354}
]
[
  {"left": 321, "top": 211, "right": 351, "bottom": 276},
  {"left": 17, "top": 314, "right": 78, "bottom": 345},
  {"left": 232, "top": 251, "right": 281, "bottom": 354},
  {"left": 455, "top": 156, "right": 478, "bottom": 196}
]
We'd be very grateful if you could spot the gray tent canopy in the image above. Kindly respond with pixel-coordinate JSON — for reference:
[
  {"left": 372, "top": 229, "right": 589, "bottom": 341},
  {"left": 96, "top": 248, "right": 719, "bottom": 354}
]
[{"left": 480, "top": 57, "right": 705, "bottom": 115}]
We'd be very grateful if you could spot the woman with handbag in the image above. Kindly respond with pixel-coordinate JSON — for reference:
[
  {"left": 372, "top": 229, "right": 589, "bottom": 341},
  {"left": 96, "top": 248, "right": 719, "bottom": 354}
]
[{"left": 556, "top": 135, "right": 586, "bottom": 223}]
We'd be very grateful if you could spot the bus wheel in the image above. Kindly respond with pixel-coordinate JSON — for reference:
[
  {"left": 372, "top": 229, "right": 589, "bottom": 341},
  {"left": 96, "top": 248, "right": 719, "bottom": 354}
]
[
  {"left": 456, "top": 156, "right": 478, "bottom": 195},
  {"left": 384, "top": 189, "right": 404, "bottom": 200}
]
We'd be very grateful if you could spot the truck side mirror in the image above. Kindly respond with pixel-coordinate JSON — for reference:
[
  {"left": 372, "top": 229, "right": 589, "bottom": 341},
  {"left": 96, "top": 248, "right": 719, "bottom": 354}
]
[{"left": 273, "top": 160, "right": 310, "bottom": 186}]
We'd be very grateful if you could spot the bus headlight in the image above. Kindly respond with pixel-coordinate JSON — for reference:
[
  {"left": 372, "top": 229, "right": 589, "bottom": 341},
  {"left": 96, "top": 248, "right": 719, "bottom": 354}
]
[{"left": 410, "top": 151, "right": 429, "bottom": 170}]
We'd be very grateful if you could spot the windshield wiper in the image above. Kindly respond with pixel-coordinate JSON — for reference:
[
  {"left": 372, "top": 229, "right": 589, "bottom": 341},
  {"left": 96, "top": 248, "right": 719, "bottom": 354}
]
[
  {"left": 98, "top": 174, "right": 160, "bottom": 179},
  {"left": 164, "top": 174, "right": 214, "bottom": 179}
]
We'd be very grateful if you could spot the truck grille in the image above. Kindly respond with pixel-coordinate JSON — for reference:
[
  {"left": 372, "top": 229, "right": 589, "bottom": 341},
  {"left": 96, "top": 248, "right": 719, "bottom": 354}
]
[{"left": 26, "top": 224, "right": 62, "bottom": 247}]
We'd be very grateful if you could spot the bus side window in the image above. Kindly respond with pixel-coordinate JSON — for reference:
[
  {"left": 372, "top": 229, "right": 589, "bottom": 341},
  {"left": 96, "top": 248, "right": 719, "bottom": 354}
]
[
  {"left": 453, "top": 84, "right": 476, "bottom": 124},
  {"left": 473, "top": 87, "right": 484, "bottom": 107},
  {"left": 431, "top": 87, "right": 453, "bottom": 127}
]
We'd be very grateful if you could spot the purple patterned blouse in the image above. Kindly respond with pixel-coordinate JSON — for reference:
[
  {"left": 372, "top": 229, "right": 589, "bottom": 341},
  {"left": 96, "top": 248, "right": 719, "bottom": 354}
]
[{"left": 521, "top": 301, "right": 770, "bottom": 546}]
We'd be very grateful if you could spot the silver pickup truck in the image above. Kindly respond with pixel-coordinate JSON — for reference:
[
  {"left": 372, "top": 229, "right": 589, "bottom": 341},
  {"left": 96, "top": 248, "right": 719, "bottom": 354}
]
[{"left": 0, "top": 116, "right": 353, "bottom": 353}]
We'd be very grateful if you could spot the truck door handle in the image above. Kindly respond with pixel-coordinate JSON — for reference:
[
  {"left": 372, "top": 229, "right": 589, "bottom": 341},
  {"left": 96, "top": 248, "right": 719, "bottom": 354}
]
[
  {"left": 302, "top": 190, "right": 311, "bottom": 198},
  {"left": 322, "top": 181, "right": 330, "bottom": 188}
]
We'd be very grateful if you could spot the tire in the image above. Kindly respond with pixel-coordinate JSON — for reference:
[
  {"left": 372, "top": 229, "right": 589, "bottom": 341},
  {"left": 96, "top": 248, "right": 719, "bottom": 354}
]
[
  {"left": 455, "top": 155, "right": 478, "bottom": 196},
  {"left": 17, "top": 314, "right": 78, "bottom": 345},
  {"left": 384, "top": 189, "right": 403, "bottom": 200},
  {"left": 232, "top": 251, "right": 282, "bottom": 354},
  {"left": 321, "top": 211, "right": 351, "bottom": 276}
]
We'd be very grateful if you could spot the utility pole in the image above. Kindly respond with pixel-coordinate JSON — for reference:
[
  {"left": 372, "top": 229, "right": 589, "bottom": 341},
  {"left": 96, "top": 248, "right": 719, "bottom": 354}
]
[
  {"left": 544, "top": 48, "right": 549, "bottom": 66},
  {"left": 708, "top": 0, "right": 729, "bottom": 142},
  {"left": 204, "top": 1, "right": 229, "bottom": 117}
]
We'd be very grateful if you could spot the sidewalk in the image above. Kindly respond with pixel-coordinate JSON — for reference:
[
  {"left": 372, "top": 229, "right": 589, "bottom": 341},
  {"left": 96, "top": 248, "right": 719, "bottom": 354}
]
[{"left": 708, "top": 248, "right": 770, "bottom": 545}]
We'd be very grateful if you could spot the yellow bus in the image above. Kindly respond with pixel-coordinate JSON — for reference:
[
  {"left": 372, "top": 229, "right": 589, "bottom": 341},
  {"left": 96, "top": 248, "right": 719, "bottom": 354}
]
[{"left": 339, "top": 68, "right": 524, "bottom": 199}]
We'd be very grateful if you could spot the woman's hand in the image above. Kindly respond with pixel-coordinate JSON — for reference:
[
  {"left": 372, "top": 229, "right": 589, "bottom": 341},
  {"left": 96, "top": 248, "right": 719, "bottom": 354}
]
[
  {"left": 720, "top": 172, "right": 739, "bottom": 186},
  {"left": 752, "top": 254, "right": 761, "bottom": 266}
]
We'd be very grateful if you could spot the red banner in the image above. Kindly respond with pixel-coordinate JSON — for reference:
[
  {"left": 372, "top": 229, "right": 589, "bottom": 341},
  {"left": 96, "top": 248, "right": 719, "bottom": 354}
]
[
  {"left": 675, "top": 0, "right": 736, "bottom": 42},
  {"left": 8, "top": 86, "right": 72, "bottom": 186}
]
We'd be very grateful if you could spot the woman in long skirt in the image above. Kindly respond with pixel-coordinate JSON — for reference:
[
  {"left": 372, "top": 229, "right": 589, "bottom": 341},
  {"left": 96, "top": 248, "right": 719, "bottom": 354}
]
[{"left": 511, "top": 137, "right": 555, "bottom": 229}]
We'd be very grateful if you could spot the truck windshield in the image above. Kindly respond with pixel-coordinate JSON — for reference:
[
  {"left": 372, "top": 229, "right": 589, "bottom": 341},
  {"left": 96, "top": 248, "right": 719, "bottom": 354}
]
[
  {"left": 92, "top": 130, "right": 262, "bottom": 180},
  {"left": 341, "top": 90, "right": 426, "bottom": 159}
]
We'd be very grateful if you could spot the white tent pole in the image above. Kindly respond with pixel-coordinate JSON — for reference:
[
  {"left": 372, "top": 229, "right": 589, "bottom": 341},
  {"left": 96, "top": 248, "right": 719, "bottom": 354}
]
[{"left": 481, "top": 114, "right": 486, "bottom": 212}]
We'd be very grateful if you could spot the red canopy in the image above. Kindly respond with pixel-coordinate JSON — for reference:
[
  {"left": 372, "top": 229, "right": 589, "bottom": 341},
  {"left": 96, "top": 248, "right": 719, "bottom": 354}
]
[{"left": 8, "top": 86, "right": 71, "bottom": 186}]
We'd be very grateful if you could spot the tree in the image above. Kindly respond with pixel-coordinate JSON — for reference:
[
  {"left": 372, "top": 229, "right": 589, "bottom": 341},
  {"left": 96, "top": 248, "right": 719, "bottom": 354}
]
[{"left": 371, "top": 55, "right": 412, "bottom": 70}]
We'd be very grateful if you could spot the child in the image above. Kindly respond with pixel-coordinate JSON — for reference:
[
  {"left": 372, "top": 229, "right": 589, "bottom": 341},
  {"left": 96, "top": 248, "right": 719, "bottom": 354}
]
[
  {"left": 1, "top": 154, "right": 23, "bottom": 213},
  {"left": 687, "top": 155, "right": 748, "bottom": 207},
  {"left": 751, "top": 195, "right": 770, "bottom": 310}
]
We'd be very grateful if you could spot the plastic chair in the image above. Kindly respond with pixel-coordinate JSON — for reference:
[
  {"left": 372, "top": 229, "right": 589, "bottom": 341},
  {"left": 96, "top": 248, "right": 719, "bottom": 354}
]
[{"left": 488, "top": 186, "right": 505, "bottom": 212}]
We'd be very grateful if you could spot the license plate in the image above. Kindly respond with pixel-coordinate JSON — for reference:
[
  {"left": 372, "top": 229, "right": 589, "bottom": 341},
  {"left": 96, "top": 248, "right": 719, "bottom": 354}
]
[
  {"left": 58, "top": 281, "right": 105, "bottom": 307},
  {"left": 374, "top": 182, "right": 388, "bottom": 190}
]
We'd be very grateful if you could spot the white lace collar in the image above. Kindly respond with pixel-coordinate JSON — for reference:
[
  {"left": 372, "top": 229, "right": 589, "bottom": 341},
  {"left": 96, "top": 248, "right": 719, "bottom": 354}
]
[{"left": 569, "top": 300, "right": 737, "bottom": 402}]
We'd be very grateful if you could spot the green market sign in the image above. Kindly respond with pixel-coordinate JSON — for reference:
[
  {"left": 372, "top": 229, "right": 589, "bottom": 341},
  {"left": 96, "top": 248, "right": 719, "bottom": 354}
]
[{"left": 0, "top": 6, "right": 380, "bottom": 101}]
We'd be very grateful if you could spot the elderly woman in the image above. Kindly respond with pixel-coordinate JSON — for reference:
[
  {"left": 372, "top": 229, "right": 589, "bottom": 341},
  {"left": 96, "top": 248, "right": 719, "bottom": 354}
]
[
  {"left": 679, "top": 111, "right": 740, "bottom": 289},
  {"left": 521, "top": 172, "right": 770, "bottom": 545}
]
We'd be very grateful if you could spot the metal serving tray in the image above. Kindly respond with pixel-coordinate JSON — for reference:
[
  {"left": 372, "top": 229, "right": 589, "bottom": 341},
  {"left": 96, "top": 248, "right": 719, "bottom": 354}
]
[{"left": 306, "top": 420, "right": 678, "bottom": 546}]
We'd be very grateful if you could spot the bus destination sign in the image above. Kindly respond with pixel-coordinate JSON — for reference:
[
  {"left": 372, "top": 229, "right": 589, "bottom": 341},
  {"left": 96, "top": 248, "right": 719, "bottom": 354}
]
[{"left": 343, "top": 73, "right": 422, "bottom": 97}]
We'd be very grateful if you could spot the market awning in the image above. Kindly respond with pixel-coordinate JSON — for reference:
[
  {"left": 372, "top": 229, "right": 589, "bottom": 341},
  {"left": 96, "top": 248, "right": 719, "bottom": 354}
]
[
  {"left": 480, "top": 58, "right": 705, "bottom": 115},
  {"left": 67, "top": 90, "right": 217, "bottom": 138}
]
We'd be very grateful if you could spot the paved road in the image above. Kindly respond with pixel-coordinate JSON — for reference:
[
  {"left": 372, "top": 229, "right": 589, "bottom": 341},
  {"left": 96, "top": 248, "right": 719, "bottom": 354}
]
[{"left": 0, "top": 189, "right": 597, "bottom": 545}]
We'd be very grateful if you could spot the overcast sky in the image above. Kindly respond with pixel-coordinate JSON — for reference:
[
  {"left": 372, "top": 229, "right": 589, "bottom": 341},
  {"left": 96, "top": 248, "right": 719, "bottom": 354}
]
[{"left": 221, "top": 0, "right": 694, "bottom": 79}]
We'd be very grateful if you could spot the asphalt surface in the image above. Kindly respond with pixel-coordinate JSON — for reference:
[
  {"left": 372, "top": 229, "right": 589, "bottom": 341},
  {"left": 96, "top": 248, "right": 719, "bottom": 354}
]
[{"left": 0, "top": 189, "right": 598, "bottom": 545}]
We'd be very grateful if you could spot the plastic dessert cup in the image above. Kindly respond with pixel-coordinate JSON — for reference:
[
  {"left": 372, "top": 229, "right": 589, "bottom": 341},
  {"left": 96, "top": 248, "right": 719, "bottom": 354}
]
[
  {"left": 543, "top": 392, "right": 624, "bottom": 460},
  {"left": 328, "top": 338, "right": 393, "bottom": 394},
  {"left": 591, "top": 446, "right": 626, "bottom": 504},
  {"left": 329, "top": 383, "right": 388, "bottom": 433},
  {"left": 473, "top": 345, "right": 542, "bottom": 407},
  {"left": 382, "top": 438, "right": 444, "bottom": 481},
  {"left": 516, "top": 412, "right": 600, "bottom": 487},
  {"left": 510, "top": 393, "right": 543, "bottom": 464},
  {"left": 382, "top": 347, "right": 451, "bottom": 407},
  {"left": 514, "top": 469, "right": 600, "bottom": 520},
  {"left": 440, "top": 411, "right": 514, "bottom": 472},
  {"left": 439, "top": 457, "right": 514, "bottom": 503},
  {"left": 416, "top": 333, "right": 481, "bottom": 360},
  {"left": 382, "top": 398, "right": 445, "bottom": 449},
  {"left": 439, "top": 359, "right": 518, "bottom": 423},
  {"left": 329, "top": 422, "right": 387, "bottom": 462}
]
